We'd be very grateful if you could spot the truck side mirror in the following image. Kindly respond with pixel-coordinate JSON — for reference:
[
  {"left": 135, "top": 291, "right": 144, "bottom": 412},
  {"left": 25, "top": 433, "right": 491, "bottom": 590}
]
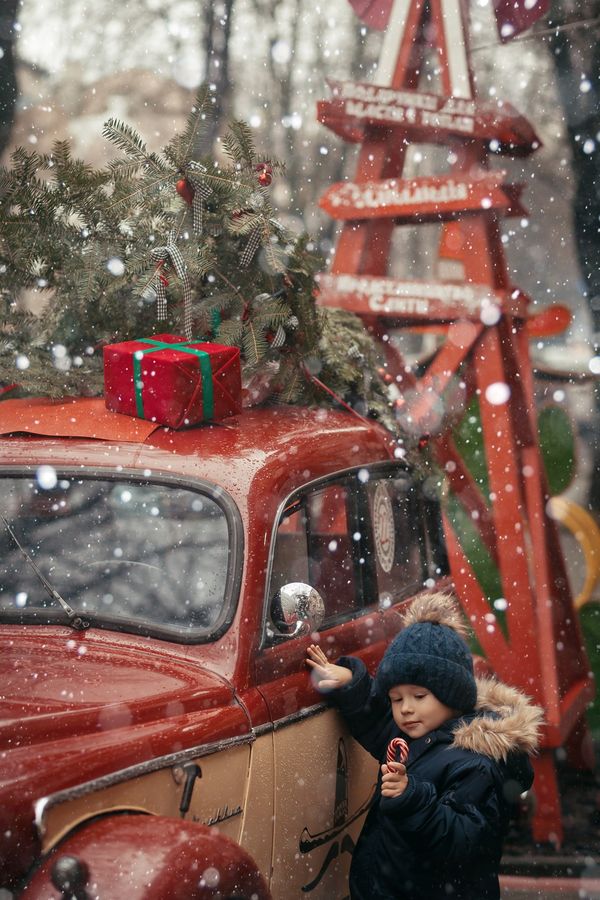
[{"left": 269, "top": 582, "right": 325, "bottom": 639}]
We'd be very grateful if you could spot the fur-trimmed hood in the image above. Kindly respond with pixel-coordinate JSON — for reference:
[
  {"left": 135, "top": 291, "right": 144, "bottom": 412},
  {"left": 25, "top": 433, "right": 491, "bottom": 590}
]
[{"left": 452, "top": 676, "right": 544, "bottom": 761}]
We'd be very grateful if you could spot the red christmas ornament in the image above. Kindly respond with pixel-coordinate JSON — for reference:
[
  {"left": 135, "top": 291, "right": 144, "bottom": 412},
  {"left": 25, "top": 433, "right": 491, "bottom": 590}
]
[
  {"left": 418, "top": 434, "right": 431, "bottom": 450},
  {"left": 254, "top": 162, "right": 273, "bottom": 187},
  {"left": 176, "top": 177, "right": 195, "bottom": 206}
]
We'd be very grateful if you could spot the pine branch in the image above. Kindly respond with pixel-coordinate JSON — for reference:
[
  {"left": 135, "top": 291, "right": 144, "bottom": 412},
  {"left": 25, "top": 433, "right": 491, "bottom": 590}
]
[
  {"left": 106, "top": 157, "right": 146, "bottom": 181},
  {"left": 102, "top": 119, "right": 171, "bottom": 177},
  {"left": 103, "top": 172, "right": 175, "bottom": 212},
  {"left": 251, "top": 298, "right": 290, "bottom": 326},
  {"left": 210, "top": 318, "right": 243, "bottom": 346},
  {"left": 0, "top": 342, "right": 104, "bottom": 397},
  {"left": 227, "top": 210, "right": 263, "bottom": 235},
  {"left": 242, "top": 320, "right": 270, "bottom": 364},
  {"left": 0, "top": 105, "right": 399, "bottom": 438},
  {"left": 278, "top": 363, "right": 305, "bottom": 404},
  {"left": 221, "top": 120, "right": 257, "bottom": 166},
  {"left": 163, "top": 86, "right": 213, "bottom": 168},
  {"left": 46, "top": 139, "right": 72, "bottom": 169}
]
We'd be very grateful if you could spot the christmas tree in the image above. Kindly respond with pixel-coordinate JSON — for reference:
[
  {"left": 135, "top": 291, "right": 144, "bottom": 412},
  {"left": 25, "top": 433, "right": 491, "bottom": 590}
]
[{"left": 0, "top": 88, "right": 393, "bottom": 428}]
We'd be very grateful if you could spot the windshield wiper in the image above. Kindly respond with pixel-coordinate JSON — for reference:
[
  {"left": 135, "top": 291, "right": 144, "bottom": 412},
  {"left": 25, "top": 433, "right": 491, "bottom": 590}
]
[{"left": 1, "top": 513, "right": 89, "bottom": 631}]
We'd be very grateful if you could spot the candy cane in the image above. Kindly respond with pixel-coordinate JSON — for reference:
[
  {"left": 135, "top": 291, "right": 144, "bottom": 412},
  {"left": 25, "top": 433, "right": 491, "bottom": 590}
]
[{"left": 386, "top": 737, "right": 409, "bottom": 765}]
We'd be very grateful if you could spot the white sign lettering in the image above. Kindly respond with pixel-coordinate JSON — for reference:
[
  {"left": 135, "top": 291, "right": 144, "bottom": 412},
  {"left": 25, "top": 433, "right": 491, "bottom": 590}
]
[
  {"left": 328, "top": 179, "right": 470, "bottom": 211},
  {"left": 319, "top": 274, "right": 496, "bottom": 314},
  {"left": 340, "top": 98, "right": 475, "bottom": 135}
]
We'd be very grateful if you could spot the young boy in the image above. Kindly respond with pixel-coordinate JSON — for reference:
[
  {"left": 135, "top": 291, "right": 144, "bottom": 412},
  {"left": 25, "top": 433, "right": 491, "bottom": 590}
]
[{"left": 306, "top": 591, "right": 543, "bottom": 900}]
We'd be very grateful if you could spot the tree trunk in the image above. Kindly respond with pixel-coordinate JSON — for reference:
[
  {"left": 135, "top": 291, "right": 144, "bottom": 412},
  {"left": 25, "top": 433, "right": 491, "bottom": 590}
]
[
  {"left": 546, "top": 1, "right": 600, "bottom": 511},
  {"left": 547, "top": 6, "right": 600, "bottom": 332},
  {"left": 0, "top": 0, "right": 19, "bottom": 158},
  {"left": 201, "top": 0, "right": 235, "bottom": 153}
]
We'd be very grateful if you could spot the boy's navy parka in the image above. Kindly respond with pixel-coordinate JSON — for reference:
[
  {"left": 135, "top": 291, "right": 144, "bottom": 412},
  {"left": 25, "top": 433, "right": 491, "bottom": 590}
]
[{"left": 329, "top": 656, "right": 542, "bottom": 900}]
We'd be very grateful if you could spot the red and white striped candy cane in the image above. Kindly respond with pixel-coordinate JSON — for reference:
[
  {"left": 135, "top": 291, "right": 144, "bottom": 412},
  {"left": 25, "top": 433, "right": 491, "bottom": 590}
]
[{"left": 386, "top": 737, "right": 409, "bottom": 765}]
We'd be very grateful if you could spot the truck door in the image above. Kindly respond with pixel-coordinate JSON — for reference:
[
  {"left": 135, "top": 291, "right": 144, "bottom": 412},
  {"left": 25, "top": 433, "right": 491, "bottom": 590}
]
[{"left": 255, "top": 466, "right": 438, "bottom": 899}]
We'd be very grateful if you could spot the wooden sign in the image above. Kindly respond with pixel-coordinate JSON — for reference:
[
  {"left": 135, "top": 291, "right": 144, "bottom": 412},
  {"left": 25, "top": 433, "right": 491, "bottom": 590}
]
[
  {"left": 318, "top": 80, "right": 541, "bottom": 155},
  {"left": 319, "top": 172, "right": 527, "bottom": 222},
  {"left": 313, "top": 0, "right": 590, "bottom": 848},
  {"left": 317, "top": 273, "right": 528, "bottom": 322}
]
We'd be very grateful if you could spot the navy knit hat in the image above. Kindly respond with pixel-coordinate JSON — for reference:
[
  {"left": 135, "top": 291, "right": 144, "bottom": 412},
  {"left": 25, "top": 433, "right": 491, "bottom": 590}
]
[{"left": 375, "top": 592, "right": 477, "bottom": 713}]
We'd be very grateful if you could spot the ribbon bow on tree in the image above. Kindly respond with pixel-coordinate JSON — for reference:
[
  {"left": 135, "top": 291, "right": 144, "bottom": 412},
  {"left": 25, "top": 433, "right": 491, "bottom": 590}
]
[
  {"left": 150, "top": 235, "right": 194, "bottom": 340},
  {"left": 188, "top": 176, "right": 213, "bottom": 235}
]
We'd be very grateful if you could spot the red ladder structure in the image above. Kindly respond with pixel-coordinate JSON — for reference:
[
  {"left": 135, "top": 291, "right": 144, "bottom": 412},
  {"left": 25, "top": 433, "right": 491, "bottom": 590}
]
[{"left": 316, "top": 0, "right": 595, "bottom": 846}]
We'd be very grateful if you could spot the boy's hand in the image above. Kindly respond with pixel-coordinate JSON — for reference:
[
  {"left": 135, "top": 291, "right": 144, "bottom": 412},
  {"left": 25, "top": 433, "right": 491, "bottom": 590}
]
[
  {"left": 381, "top": 761, "right": 408, "bottom": 798},
  {"left": 306, "top": 644, "right": 353, "bottom": 692}
]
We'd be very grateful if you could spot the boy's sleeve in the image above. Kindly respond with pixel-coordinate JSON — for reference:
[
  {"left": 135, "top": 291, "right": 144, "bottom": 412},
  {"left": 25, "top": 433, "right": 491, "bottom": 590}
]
[
  {"left": 379, "top": 758, "right": 503, "bottom": 865},
  {"left": 326, "top": 656, "right": 394, "bottom": 761}
]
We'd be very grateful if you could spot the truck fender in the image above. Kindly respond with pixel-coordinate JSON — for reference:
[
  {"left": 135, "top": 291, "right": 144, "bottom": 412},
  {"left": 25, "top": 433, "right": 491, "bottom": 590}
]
[{"left": 20, "top": 813, "right": 271, "bottom": 900}]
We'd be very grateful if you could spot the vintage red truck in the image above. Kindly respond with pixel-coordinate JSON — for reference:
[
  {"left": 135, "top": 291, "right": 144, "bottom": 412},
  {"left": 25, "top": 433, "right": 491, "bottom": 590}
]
[{"left": 0, "top": 397, "right": 447, "bottom": 899}]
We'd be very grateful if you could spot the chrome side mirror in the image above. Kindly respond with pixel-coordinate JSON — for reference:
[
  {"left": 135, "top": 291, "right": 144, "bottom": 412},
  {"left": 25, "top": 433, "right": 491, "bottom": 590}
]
[{"left": 269, "top": 582, "right": 325, "bottom": 639}]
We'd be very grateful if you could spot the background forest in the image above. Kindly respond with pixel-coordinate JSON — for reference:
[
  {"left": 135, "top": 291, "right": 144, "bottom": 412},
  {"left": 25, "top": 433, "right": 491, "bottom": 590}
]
[{"left": 1, "top": 0, "right": 598, "bottom": 332}]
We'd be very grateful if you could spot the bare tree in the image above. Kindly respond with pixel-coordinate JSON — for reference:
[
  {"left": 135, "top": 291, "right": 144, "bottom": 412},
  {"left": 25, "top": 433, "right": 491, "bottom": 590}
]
[
  {"left": 544, "top": 0, "right": 600, "bottom": 510},
  {"left": 546, "top": 0, "right": 600, "bottom": 336},
  {"left": 0, "top": 0, "right": 19, "bottom": 156},
  {"left": 202, "top": 0, "right": 236, "bottom": 150}
]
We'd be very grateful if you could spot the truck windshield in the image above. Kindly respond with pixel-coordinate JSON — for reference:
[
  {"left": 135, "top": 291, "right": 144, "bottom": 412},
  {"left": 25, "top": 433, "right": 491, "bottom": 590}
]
[{"left": 0, "top": 473, "right": 232, "bottom": 639}]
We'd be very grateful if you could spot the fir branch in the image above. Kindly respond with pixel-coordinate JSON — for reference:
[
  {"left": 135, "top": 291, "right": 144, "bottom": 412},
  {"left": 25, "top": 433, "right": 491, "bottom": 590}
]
[
  {"left": 102, "top": 119, "right": 170, "bottom": 176},
  {"left": 193, "top": 244, "right": 216, "bottom": 278},
  {"left": 227, "top": 211, "right": 263, "bottom": 235},
  {"left": 0, "top": 105, "right": 398, "bottom": 439},
  {"left": 212, "top": 267, "right": 249, "bottom": 305},
  {"left": 46, "top": 140, "right": 106, "bottom": 189},
  {"left": 106, "top": 158, "right": 146, "bottom": 181},
  {"left": 242, "top": 320, "right": 268, "bottom": 364},
  {"left": 46, "top": 139, "right": 73, "bottom": 169},
  {"left": 103, "top": 172, "right": 175, "bottom": 212},
  {"left": 208, "top": 318, "right": 242, "bottom": 346},
  {"left": 278, "top": 363, "right": 304, "bottom": 404},
  {"left": 221, "top": 120, "right": 257, "bottom": 167},
  {"left": 251, "top": 298, "right": 290, "bottom": 326},
  {"left": 163, "top": 86, "right": 213, "bottom": 168}
]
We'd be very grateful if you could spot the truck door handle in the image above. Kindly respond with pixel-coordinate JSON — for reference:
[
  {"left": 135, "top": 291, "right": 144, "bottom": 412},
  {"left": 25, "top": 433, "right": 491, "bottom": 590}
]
[{"left": 178, "top": 762, "right": 201, "bottom": 817}]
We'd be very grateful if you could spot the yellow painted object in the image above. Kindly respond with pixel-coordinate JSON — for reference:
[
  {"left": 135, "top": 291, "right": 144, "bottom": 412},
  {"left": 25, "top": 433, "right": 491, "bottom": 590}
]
[{"left": 548, "top": 496, "right": 600, "bottom": 609}]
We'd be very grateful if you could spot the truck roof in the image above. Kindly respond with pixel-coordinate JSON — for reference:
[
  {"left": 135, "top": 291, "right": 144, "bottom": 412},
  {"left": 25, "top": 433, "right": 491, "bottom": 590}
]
[{"left": 0, "top": 398, "right": 396, "bottom": 508}]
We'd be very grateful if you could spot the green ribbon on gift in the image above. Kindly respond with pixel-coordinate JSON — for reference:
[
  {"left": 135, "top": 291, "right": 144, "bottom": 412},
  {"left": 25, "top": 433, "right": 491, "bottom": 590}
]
[{"left": 132, "top": 338, "right": 214, "bottom": 421}]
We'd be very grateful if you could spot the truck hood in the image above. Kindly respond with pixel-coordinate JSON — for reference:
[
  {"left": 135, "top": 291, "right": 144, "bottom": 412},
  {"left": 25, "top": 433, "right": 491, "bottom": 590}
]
[{"left": 0, "top": 627, "right": 249, "bottom": 887}]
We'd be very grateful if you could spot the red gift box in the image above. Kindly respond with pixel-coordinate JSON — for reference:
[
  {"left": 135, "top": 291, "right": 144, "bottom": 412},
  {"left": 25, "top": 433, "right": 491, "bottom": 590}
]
[{"left": 103, "top": 334, "right": 242, "bottom": 428}]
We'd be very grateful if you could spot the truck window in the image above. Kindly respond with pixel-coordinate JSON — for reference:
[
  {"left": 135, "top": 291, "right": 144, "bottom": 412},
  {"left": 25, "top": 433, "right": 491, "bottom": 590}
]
[
  {"left": 0, "top": 474, "right": 235, "bottom": 639},
  {"left": 270, "top": 481, "right": 361, "bottom": 622},
  {"left": 269, "top": 468, "right": 431, "bottom": 632},
  {"left": 365, "top": 476, "right": 428, "bottom": 606}
]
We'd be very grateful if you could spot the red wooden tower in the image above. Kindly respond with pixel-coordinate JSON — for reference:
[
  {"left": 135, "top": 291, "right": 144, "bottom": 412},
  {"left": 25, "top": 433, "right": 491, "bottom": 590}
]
[{"left": 316, "top": 0, "right": 595, "bottom": 845}]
